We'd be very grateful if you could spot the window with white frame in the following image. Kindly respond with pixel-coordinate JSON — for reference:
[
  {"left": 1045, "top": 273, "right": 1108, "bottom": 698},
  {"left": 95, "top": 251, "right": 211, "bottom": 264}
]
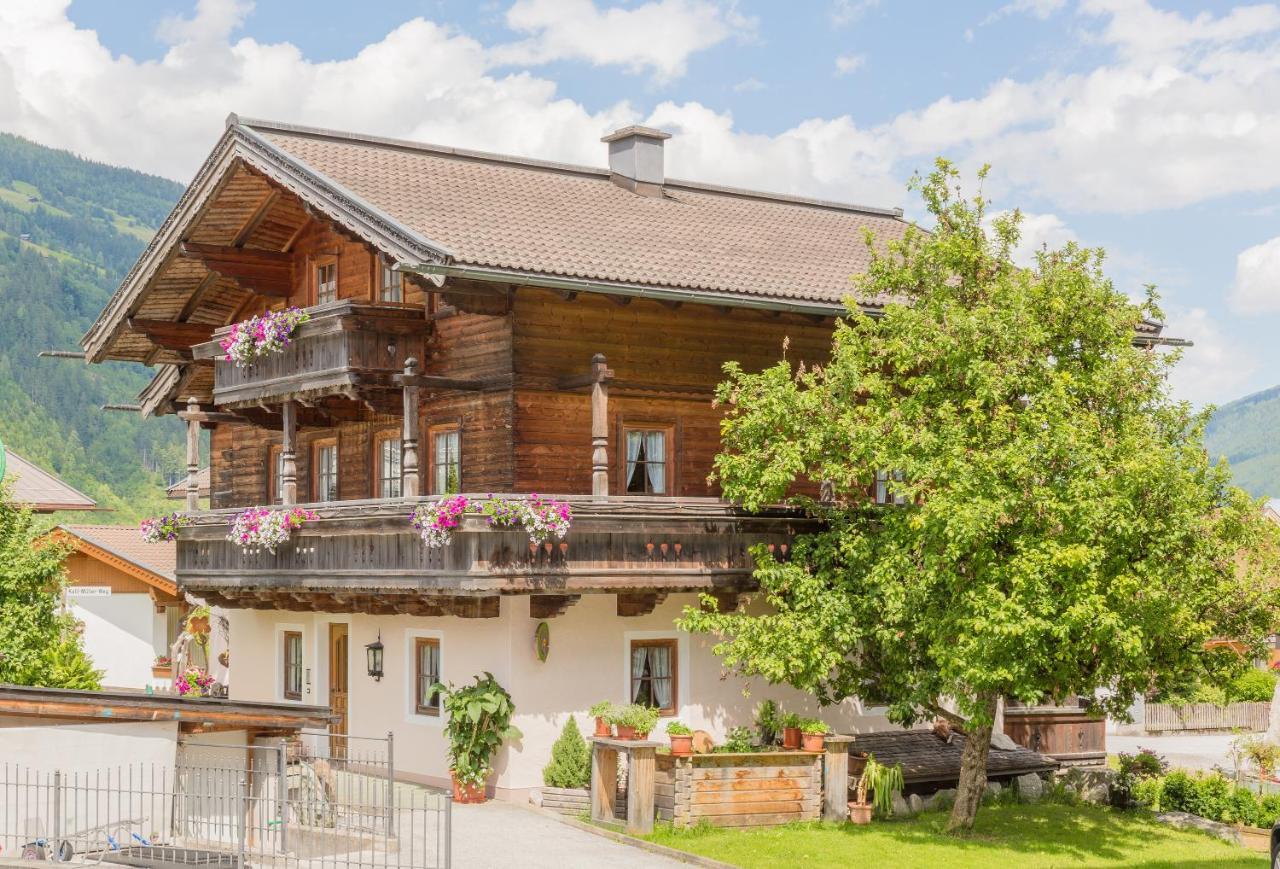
[
  {"left": 376, "top": 432, "right": 402, "bottom": 499},
  {"left": 316, "top": 262, "right": 337, "bottom": 304},
  {"left": 873, "top": 470, "right": 907, "bottom": 505},
  {"left": 430, "top": 426, "right": 460, "bottom": 495}
]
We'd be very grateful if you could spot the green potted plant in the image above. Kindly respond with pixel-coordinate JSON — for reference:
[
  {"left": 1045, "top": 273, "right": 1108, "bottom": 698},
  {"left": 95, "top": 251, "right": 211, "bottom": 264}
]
[
  {"left": 849, "top": 754, "right": 903, "bottom": 824},
  {"left": 589, "top": 701, "right": 614, "bottom": 738},
  {"left": 800, "top": 718, "right": 828, "bottom": 752},
  {"left": 612, "top": 703, "right": 660, "bottom": 740},
  {"left": 781, "top": 712, "right": 801, "bottom": 750},
  {"left": 666, "top": 720, "right": 693, "bottom": 756},
  {"left": 755, "top": 699, "right": 781, "bottom": 747},
  {"left": 434, "top": 672, "right": 522, "bottom": 804}
]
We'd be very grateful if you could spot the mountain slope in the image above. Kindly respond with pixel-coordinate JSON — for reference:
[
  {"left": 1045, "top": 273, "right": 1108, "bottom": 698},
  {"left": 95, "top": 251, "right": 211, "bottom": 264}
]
[
  {"left": 0, "top": 132, "right": 185, "bottom": 523},
  {"left": 1204, "top": 385, "right": 1280, "bottom": 501}
]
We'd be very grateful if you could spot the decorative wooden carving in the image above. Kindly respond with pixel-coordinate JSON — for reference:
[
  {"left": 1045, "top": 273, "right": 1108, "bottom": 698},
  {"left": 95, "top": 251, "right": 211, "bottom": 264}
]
[
  {"left": 280, "top": 399, "right": 297, "bottom": 505},
  {"left": 401, "top": 358, "right": 420, "bottom": 498},
  {"left": 179, "top": 241, "right": 293, "bottom": 297},
  {"left": 183, "top": 396, "right": 201, "bottom": 511},
  {"left": 617, "top": 591, "right": 668, "bottom": 617},
  {"left": 590, "top": 353, "right": 614, "bottom": 499},
  {"left": 530, "top": 594, "right": 581, "bottom": 619}
]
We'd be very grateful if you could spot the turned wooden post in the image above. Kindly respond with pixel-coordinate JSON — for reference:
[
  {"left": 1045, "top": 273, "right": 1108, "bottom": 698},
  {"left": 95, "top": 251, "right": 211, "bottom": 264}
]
[
  {"left": 280, "top": 399, "right": 297, "bottom": 505},
  {"left": 590, "top": 353, "right": 613, "bottom": 499},
  {"left": 184, "top": 397, "right": 201, "bottom": 512},
  {"left": 401, "top": 358, "right": 421, "bottom": 498},
  {"left": 823, "top": 735, "right": 856, "bottom": 821}
]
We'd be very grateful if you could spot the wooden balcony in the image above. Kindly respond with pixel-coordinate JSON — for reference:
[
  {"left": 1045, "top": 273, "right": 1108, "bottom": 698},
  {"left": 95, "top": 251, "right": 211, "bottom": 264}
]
[
  {"left": 175, "top": 496, "right": 817, "bottom": 618},
  {"left": 192, "top": 301, "right": 428, "bottom": 409}
]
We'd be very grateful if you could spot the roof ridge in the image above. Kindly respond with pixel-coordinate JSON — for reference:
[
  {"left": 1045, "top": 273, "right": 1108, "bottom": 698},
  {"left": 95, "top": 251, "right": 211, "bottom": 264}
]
[{"left": 231, "top": 115, "right": 906, "bottom": 220}]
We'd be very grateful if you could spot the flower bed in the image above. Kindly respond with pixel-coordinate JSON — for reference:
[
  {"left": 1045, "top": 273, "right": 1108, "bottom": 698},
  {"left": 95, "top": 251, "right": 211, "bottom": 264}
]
[
  {"left": 411, "top": 494, "right": 572, "bottom": 548},
  {"left": 220, "top": 307, "right": 309, "bottom": 367},
  {"left": 140, "top": 512, "right": 188, "bottom": 543},
  {"left": 655, "top": 751, "right": 823, "bottom": 828},
  {"left": 227, "top": 506, "right": 318, "bottom": 553}
]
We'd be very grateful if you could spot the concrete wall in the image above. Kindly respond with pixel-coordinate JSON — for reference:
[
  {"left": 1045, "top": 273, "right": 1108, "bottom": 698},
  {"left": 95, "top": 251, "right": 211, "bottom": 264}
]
[
  {"left": 70, "top": 593, "right": 163, "bottom": 689},
  {"left": 227, "top": 592, "right": 900, "bottom": 799}
]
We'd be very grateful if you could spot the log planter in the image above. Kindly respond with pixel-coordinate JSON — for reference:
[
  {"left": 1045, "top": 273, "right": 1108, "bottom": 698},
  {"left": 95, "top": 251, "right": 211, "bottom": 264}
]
[{"left": 655, "top": 751, "right": 823, "bottom": 829}]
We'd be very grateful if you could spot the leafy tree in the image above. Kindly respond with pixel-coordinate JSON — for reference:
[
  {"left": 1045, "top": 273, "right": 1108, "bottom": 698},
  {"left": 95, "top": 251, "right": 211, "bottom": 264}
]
[
  {"left": 542, "top": 715, "right": 591, "bottom": 789},
  {"left": 681, "top": 160, "right": 1279, "bottom": 831},
  {"left": 0, "top": 484, "right": 102, "bottom": 688}
]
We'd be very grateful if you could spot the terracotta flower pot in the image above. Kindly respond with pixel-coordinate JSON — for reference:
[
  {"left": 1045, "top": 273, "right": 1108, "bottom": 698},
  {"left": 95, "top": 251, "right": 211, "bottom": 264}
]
[
  {"left": 616, "top": 724, "right": 637, "bottom": 740},
  {"left": 802, "top": 732, "right": 826, "bottom": 753},
  {"left": 669, "top": 735, "right": 693, "bottom": 756},
  {"left": 848, "top": 802, "right": 873, "bottom": 825},
  {"left": 451, "top": 774, "right": 486, "bottom": 804},
  {"left": 782, "top": 727, "right": 801, "bottom": 750},
  {"left": 594, "top": 716, "right": 613, "bottom": 738}
]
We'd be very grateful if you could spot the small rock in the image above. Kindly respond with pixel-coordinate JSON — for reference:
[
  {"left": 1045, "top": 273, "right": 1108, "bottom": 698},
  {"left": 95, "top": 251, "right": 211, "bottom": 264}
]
[
  {"left": 891, "top": 793, "right": 913, "bottom": 817},
  {"left": 989, "top": 731, "right": 1020, "bottom": 751},
  {"left": 908, "top": 793, "right": 925, "bottom": 814},
  {"left": 529, "top": 788, "right": 543, "bottom": 807},
  {"left": 984, "top": 781, "right": 1002, "bottom": 798},
  {"left": 1015, "top": 773, "right": 1043, "bottom": 803},
  {"left": 1156, "top": 811, "right": 1243, "bottom": 846},
  {"left": 924, "top": 787, "right": 957, "bottom": 811},
  {"left": 1081, "top": 782, "right": 1109, "bottom": 804}
]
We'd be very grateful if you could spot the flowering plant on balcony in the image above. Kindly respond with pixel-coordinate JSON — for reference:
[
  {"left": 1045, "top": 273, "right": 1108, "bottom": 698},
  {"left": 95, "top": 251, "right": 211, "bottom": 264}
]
[
  {"left": 139, "top": 511, "right": 188, "bottom": 543},
  {"left": 227, "top": 506, "right": 319, "bottom": 553},
  {"left": 411, "top": 495, "right": 469, "bottom": 548},
  {"left": 175, "top": 666, "right": 215, "bottom": 697},
  {"left": 480, "top": 493, "right": 573, "bottom": 544},
  {"left": 220, "top": 307, "right": 310, "bottom": 367}
]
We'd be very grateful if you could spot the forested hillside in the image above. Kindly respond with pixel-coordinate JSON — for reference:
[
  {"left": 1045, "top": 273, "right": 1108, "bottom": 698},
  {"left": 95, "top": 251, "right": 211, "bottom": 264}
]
[
  {"left": 0, "top": 132, "right": 185, "bottom": 523},
  {"left": 1205, "top": 386, "right": 1280, "bottom": 501}
]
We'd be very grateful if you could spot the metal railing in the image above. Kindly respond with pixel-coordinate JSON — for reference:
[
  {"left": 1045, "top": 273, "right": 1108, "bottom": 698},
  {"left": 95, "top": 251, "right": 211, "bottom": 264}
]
[{"left": 0, "top": 754, "right": 449, "bottom": 869}]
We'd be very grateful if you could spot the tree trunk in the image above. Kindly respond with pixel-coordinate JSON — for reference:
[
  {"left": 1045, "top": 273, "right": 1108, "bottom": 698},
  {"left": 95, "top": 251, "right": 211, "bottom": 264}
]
[{"left": 946, "top": 693, "right": 999, "bottom": 832}]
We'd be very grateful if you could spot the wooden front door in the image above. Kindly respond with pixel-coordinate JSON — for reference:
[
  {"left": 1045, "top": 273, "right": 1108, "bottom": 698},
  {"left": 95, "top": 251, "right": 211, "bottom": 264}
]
[{"left": 328, "top": 623, "right": 349, "bottom": 758}]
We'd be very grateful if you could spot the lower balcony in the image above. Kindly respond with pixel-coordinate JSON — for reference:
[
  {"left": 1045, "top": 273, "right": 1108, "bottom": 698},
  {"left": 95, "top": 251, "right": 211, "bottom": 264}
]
[{"left": 176, "top": 495, "right": 815, "bottom": 617}]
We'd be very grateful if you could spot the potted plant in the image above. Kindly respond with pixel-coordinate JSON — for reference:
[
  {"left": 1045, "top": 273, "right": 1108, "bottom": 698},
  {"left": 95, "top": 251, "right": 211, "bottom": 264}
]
[
  {"left": 666, "top": 721, "right": 693, "bottom": 756},
  {"left": 849, "top": 754, "right": 903, "bottom": 825},
  {"left": 612, "top": 703, "right": 660, "bottom": 740},
  {"left": 151, "top": 655, "right": 172, "bottom": 678},
  {"left": 434, "top": 672, "right": 522, "bottom": 804},
  {"left": 755, "top": 699, "right": 781, "bottom": 747},
  {"left": 800, "top": 718, "right": 828, "bottom": 752},
  {"left": 781, "top": 712, "right": 801, "bottom": 750},
  {"left": 589, "top": 701, "right": 614, "bottom": 738}
]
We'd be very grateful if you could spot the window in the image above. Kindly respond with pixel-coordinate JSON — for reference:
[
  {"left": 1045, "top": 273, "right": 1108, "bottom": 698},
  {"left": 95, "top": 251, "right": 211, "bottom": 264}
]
[
  {"left": 316, "top": 261, "right": 337, "bottom": 304},
  {"left": 374, "top": 431, "right": 402, "bottom": 499},
  {"left": 314, "top": 440, "right": 338, "bottom": 502},
  {"left": 283, "top": 631, "right": 303, "bottom": 700},
  {"left": 429, "top": 425, "right": 460, "bottom": 495},
  {"left": 415, "top": 638, "right": 441, "bottom": 715},
  {"left": 624, "top": 427, "right": 670, "bottom": 495},
  {"left": 873, "top": 470, "right": 907, "bottom": 506},
  {"left": 380, "top": 264, "right": 402, "bottom": 303},
  {"left": 269, "top": 445, "right": 285, "bottom": 504},
  {"left": 629, "top": 639, "right": 677, "bottom": 716}
]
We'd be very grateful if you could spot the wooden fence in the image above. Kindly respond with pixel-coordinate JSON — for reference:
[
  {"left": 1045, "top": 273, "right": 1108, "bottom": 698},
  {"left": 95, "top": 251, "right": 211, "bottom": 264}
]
[{"left": 1144, "top": 701, "right": 1270, "bottom": 733}]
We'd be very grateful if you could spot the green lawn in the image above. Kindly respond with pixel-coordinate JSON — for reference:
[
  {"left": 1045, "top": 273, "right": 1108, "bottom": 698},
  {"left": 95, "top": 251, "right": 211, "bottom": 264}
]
[{"left": 645, "top": 803, "right": 1266, "bottom": 868}]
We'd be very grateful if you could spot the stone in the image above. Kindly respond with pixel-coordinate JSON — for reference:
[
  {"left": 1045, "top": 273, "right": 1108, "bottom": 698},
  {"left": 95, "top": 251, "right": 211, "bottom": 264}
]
[
  {"left": 1081, "top": 782, "right": 1110, "bottom": 805},
  {"left": 924, "top": 787, "right": 956, "bottom": 811},
  {"left": 891, "top": 793, "right": 912, "bottom": 817},
  {"left": 908, "top": 793, "right": 925, "bottom": 814},
  {"left": 1156, "top": 812, "right": 1243, "bottom": 846},
  {"left": 984, "top": 781, "right": 1002, "bottom": 798},
  {"left": 989, "top": 731, "right": 1020, "bottom": 751},
  {"left": 1015, "top": 773, "right": 1043, "bottom": 802}
]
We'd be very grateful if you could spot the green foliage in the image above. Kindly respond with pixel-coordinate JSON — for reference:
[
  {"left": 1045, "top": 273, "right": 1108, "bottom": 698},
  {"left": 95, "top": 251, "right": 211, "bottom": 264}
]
[
  {"left": 858, "top": 755, "right": 904, "bottom": 817},
  {"left": 609, "top": 703, "right": 661, "bottom": 734},
  {"left": 754, "top": 699, "right": 781, "bottom": 746},
  {"left": 665, "top": 720, "right": 692, "bottom": 736},
  {"left": 0, "top": 134, "right": 187, "bottom": 524},
  {"left": 1205, "top": 385, "right": 1280, "bottom": 500},
  {"left": 1228, "top": 668, "right": 1277, "bottom": 702},
  {"left": 679, "top": 159, "right": 1280, "bottom": 830},
  {"left": 781, "top": 712, "right": 801, "bottom": 729},
  {"left": 1158, "top": 667, "right": 1277, "bottom": 706},
  {"left": 0, "top": 484, "right": 101, "bottom": 687},
  {"left": 717, "top": 726, "right": 757, "bottom": 753},
  {"left": 589, "top": 701, "right": 613, "bottom": 719},
  {"left": 799, "top": 718, "right": 828, "bottom": 735},
  {"left": 542, "top": 716, "right": 590, "bottom": 789},
  {"left": 1112, "top": 748, "right": 1168, "bottom": 807},
  {"left": 1141, "top": 769, "right": 1280, "bottom": 827},
  {"left": 434, "top": 672, "right": 522, "bottom": 787}
]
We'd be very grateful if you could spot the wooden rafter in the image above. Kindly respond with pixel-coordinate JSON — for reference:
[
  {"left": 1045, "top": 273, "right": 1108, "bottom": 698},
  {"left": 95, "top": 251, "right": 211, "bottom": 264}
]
[
  {"left": 127, "top": 318, "right": 217, "bottom": 350},
  {"left": 529, "top": 594, "right": 582, "bottom": 619},
  {"left": 617, "top": 591, "right": 668, "bottom": 617},
  {"left": 179, "top": 241, "right": 292, "bottom": 297}
]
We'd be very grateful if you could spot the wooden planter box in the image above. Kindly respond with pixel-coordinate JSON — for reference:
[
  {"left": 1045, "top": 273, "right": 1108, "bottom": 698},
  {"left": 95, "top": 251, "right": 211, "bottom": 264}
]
[
  {"left": 541, "top": 786, "right": 591, "bottom": 815},
  {"left": 655, "top": 751, "right": 823, "bottom": 828}
]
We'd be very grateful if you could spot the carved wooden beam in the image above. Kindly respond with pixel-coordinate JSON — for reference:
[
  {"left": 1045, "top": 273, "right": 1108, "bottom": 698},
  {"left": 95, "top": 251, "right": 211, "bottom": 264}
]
[
  {"left": 180, "top": 241, "right": 293, "bottom": 297},
  {"left": 393, "top": 373, "right": 486, "bottom": 391},
  {"left": 530, "top": 594, "right": 582, "bottom": 619},
  {"left": 617, "top": 591, "right": 668, "bottom": 617},
  {"left": 128, "top": 318, "right": 216, "bottom": 349},
  {"left": 451, "top": 596, "right": 501, "bottom": 619}
]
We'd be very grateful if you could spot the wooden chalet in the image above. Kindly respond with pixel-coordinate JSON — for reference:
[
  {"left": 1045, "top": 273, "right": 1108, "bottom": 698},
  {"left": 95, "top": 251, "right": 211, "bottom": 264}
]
[{"left": 82, "top": 116, "right": 1168, "bottom": 797}]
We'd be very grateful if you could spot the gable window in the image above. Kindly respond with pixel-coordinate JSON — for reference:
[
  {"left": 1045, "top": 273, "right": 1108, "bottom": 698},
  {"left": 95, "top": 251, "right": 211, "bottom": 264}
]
[
  {"left": 624, "top": 426, "right": 670, "bottom": 495},
  {"left": 283, "top": 631, "right": 303, "bottom": 701},
  {"left": 873, "top": 470, "right": 907, "bottom": 506},
  {"left": 429, "top": 424, "right": 460, "bottom": 495},
  {"left": 375, "top": 431, "right": 402, "bottom": 499},
  {"left": 314, "top": 440, "right": 338, "bottom": 502},
  {"left": 380, "top": 264, "right": 403, "bottom": 303},
  {"left": 269, "top": 445, "right": 285, "bottom": 504},
  {"left": 630, "top": 639, "right": 677, "bottom": 716},
  {"left": 316, "top": 261, "right": 337, "bottom": 304},
  {"left": 415, "top": 638, "right": 441, "bottom": 716}
]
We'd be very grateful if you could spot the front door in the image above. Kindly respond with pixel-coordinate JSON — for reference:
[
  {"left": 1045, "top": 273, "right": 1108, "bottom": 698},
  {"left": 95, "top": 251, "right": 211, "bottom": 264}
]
[{"left": 328, "top": 623, "right": 349, "bottom": 758}]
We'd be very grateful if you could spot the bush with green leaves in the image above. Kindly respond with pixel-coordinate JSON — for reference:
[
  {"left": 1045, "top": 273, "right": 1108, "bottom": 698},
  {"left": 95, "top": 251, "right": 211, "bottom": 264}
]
[
  {"left": 610, "top": 703, "right": 660, "bottom": 734},
  {"left": 666, "top": 720, "right": 692, "bottom": 736},
  {"left": 434, "top": 672, "right": 522, "bottom": 787},
  {"left": 542, "top": 716, "right": 590, "bottom": 789},
  {"left": 1112, "top": 747, "right": 1169, "bottom": 807},
  {"left": 755, "top": 700, "right": 781, "bottom": 746},
  {"left": 717, "top": 726, "right": 756, "bottom": 753},
  {"left": 1136, "top": 770, "right": 1280, "bottom": 828},
  {"left": 1228, "top": 668, "right": 1278, "bottom": 703},
  {"left": 799, "top": 718, "right": 828, "bottom": 735}
]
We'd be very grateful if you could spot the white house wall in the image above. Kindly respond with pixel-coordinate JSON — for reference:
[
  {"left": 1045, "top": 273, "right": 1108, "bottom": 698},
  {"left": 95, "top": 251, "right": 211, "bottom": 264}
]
[
  {"left": 226, "top": 593, "right": 898, "bottom": 799},
  {"left": 71, "top": 593, "right": 161, "bottom": 689}
]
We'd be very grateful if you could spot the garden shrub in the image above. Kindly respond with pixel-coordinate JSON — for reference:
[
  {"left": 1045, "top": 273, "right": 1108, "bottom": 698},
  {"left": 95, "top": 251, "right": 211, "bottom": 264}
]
[
  {"left": 1227, "top": 668, "right": 1278, "bottom": 703},
  {"left": 1160, "top": 771, "right": 1199, "bottom": 814},
  {"left": 1134, "top": 769, "right": 1280, "bottom": 829},
  {"left": 543, "top": 715, "right": 591, "bottom": 789}
]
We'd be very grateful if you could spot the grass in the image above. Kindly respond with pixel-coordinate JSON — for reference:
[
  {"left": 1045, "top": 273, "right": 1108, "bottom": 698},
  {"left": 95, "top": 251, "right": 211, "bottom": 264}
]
[{"left": 644, "top": 802, "right": 1266, "bottom": 868}]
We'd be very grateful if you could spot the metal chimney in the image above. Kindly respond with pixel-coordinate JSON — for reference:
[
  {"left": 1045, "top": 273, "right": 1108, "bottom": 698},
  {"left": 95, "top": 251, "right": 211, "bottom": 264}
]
[{"left": 601, "top": 126, "right": 671, "bottom": 197}]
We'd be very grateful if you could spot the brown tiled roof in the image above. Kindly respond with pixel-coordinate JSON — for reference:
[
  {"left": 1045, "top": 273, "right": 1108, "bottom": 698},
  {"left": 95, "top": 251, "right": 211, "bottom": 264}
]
[
  {"left": 248, "top": 120, "right": 911, "bottom": 308},
  {"left": 2, "top": 450, "right": 96, "bottom": 512},
  {"left": 849, "top": 729, "right": 1058, "bottom": 786},
  {"left": 60, "top": 524, "right": 176, "bottom": 584},
  {"left": 166, "top": 467, "right": 210, "bottom": 499}
]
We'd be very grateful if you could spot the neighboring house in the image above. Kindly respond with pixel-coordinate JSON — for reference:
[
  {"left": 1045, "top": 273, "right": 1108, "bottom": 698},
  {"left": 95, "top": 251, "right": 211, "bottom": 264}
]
[
  {"left": 80, "top": 116, "right": 1180, "bottom": 798},
  {"left": 166, "top": 466, "right": 210, "bottom": 506},
  {"left": 1, "top": 447, "right": 96, "bottom": 512},
  {"left": 51, "top": 524, "right": 184, "bottom": 690}
]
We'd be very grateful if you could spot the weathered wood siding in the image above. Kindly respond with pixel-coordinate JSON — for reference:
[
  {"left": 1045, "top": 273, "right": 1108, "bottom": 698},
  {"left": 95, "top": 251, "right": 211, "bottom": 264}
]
[
  {"left": 1001, "top": 706, "right": 1106, "bottom": 765},
  {"left": 655, "top": 752, "right": 823, "bottom": 828},
  {"left": 1144, "top": 702, "right": 1271, "bottom": 734}
]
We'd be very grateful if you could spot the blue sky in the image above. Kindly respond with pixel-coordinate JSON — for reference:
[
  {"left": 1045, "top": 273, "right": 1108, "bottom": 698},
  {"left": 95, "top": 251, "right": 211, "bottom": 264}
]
[{"left": 4, "top": 0, "right": 1279, "bottom": 406}]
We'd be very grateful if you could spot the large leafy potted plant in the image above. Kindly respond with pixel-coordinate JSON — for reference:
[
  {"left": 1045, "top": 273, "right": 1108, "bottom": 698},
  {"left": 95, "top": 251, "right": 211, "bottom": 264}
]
[
  {"left": 849, "top": 754, "right": 903, "bottom": 825},
  {"left": 434, "top": 672, "right": 522, "bottom": 803}
]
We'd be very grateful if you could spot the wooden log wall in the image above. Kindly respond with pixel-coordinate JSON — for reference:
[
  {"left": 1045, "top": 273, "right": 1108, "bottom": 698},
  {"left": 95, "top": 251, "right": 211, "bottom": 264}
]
[{"left": 655, "top": 751, "right": 823, "bottom": 828}]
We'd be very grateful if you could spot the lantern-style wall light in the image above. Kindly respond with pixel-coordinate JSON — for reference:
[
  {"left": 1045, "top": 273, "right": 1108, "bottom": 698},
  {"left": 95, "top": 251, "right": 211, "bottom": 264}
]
[{"left": 365, "top": 632, "right": 384, "bottom": 681}]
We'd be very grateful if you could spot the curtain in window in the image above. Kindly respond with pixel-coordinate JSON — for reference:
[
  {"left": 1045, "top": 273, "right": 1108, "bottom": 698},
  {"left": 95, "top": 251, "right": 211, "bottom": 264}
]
[
  {"left": 649, "top": 644, "right": 672, "bottom": 709},
  {"left": 625, "top": 432, "right": 643, "bottom": 488},
  {"left": 418, "top": 642, "right": 439, "bottom": 707},
  {"left": 631, "top": 644, "right": 647, "bottom": 703},
  {"left": 644, "top": 432, "right": 665, "bottom": 493}
]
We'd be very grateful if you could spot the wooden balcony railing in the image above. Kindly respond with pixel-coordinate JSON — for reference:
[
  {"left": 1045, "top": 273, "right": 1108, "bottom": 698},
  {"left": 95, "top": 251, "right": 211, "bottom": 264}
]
[{"left": 192, "top": 301, "right": 428, "bottom": 409}]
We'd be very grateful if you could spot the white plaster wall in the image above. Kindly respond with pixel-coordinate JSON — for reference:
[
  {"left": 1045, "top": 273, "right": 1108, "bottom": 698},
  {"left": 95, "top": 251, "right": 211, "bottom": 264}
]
[
  {"left": 0, "top": 719, "right": 178, "bottom": 771},
  {"left": 71, "top": 593, "right": 160, "bottom": 689},
  {"left": 228, "top": 593, "right": 901, "bottom": 798}
]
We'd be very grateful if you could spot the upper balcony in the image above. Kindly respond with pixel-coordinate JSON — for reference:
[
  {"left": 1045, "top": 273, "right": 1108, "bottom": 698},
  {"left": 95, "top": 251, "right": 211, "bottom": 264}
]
[{"left": 192, "top": 300, "right": 429, "bottom": 410}]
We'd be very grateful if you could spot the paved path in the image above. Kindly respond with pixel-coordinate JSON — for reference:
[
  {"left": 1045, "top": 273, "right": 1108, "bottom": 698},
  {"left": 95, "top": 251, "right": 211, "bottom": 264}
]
[
  {"left": 450, "top": 800, "right": 688, "bottom": 868},
  {"left": 1109, "top": 732, "right": 1245, "bottom": 773}
]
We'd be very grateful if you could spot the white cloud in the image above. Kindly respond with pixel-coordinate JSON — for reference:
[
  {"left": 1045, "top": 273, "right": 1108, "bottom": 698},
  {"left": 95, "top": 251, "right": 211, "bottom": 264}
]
[
  {"left": 985, "top": 0, "right": 1067, "bottom": 24},
  {"left": 491, "top": 0, "right": 755, "bottom": 82},
  {"left": 1230, "top": 234, "right": 1280, "bottom": 314},
  {"left": 1163, "top": 306, "right": 1259, "bottom": 407},
  {"left": 988, "top": 210, "right": 1078, "bottom": 268},
  {"left": 834, "top": 53, "right": 865, "bottom": 76},
  {"left": 830, "top": 0, "right": 878, "bottom": 27},
  {"left": 732, "top": 77, "right": 765, "bottom": 93}
]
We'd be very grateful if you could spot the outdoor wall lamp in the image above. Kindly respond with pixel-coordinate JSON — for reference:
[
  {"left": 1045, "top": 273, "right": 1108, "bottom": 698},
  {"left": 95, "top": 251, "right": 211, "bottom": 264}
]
[{"left": 365, "top": 632, "right": 384, "bottom": 681}]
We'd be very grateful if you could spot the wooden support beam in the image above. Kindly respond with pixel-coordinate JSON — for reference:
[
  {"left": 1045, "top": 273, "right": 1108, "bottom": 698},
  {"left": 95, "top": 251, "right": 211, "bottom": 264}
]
[
  {"left": 393, "top": 372, "right": 487, "bottom": 392},
  {"left": 231, "top": 190, "right": 280, "bottom": 247},
  {"left": 591, "top": 353, "right": 613, "bottom": 499},
  {"left": 184, "top": 396, "right": 201, "bottom": 512},
  {"left": 702, "top": 590, "right": 740, "bottom": 613},
  {"left": 608, "top": 295, "right": 632, "bottom": 306},
  {"left": 281, "top": 400, "right": 297, "bottom": 505},
  {"left": 179, "top": 242, "right": 293, "bottom": 297},
  {"left": 401, "top": 358, "right": 420, "bottom": 498},
  {"left": 617, "top": 591, "right": 667, "bottom": 617},
  {"left": 128, "top": 318, "right": 216, "bottom": 349},
  {"left": 178, "top": 271, "right": 224, "bottom": 321},
  {"left": 452, "top": 596, "right": 501, "bottom": 619},
  {"left": 529, "top": 594, "right": 582, "bottom": 619}
]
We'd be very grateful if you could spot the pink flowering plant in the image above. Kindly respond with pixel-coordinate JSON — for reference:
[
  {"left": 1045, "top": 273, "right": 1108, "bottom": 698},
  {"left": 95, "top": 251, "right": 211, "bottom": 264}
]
[
  {"left": 227, "top": 506, "right": 319, "bottom": 553},
  {"left": 411, "top": 495, "right": 469, "bottom": 548},
  {"left": 140, "top": 511, "right": 188, "bottom": 543},
  {"left": 175, "top": 666, "right": 215, "bottom": 697},
  {"left": 220, "top": 307, "right": 310, "bottom": 367}
]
